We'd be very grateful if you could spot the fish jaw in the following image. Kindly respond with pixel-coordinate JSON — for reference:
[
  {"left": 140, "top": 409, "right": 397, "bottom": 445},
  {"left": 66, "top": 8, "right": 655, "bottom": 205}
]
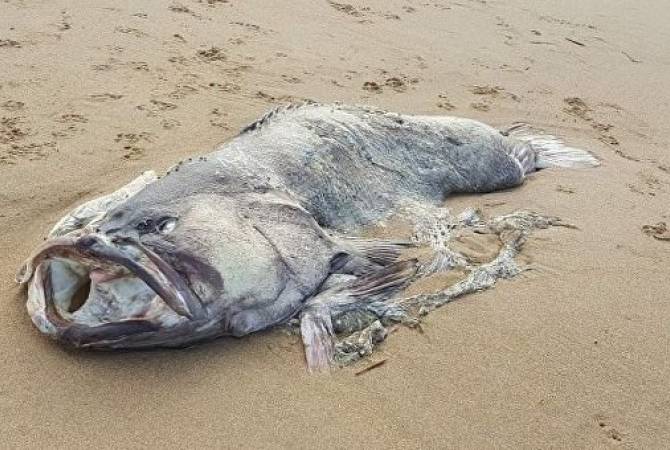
[
  {"left": 75, "top": 234, "right": 204, "bottom": 320},
  {"left": 18, "top": 232, "right": 206, "bottom": 347}
]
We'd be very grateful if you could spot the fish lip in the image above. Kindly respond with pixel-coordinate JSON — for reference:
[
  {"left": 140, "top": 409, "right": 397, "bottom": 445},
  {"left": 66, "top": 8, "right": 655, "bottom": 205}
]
[
  {"left": 19, "top": 232, "right": 206, "bottom": 343},
  {"left": 39, "top": 263, "right": 161, "bottom": 347},
  {"left": 75, "top": 234, "right": 206, "bottom": 320}
]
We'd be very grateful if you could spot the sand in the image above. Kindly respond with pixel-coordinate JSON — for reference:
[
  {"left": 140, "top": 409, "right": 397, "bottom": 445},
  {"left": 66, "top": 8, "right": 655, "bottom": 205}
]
[{"left": 1, "top": 0, "right": 669, "bottom": 448}]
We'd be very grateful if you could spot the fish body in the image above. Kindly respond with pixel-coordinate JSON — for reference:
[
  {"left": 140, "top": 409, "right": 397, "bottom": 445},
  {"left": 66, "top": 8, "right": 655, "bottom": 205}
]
[{"left": 18, "top": 103, "right": 597, "bottom": 368}]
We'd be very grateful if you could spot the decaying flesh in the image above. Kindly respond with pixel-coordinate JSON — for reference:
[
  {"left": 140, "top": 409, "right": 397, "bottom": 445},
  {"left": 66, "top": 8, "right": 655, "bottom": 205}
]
[{"left": 17, "top": 103, "right": 598, "bottom": 371}]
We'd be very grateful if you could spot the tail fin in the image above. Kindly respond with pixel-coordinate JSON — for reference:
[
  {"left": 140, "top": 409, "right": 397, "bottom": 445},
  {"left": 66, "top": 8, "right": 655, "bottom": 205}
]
[{"left": 504, "top": 123, "right": 600, "bottom": 170}]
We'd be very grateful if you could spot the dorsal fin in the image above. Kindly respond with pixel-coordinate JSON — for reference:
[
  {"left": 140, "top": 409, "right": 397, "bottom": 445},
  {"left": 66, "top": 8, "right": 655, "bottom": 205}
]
[{"left": 239, "top": 101, "right": 319, "bottom": 134}]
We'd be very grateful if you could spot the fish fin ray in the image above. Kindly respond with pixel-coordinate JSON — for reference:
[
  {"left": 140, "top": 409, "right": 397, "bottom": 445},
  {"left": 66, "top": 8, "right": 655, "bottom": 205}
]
[
  {"left": 318, "top": 259, "right": 418, "bottom": 309},
  {"left": 504, "top": 123, "right": 600, "bottom": 170},
  {"left": 343, "top": 238, "right": 415, "bottom": 266},
  {"left": 300, "top": 306, "right": 335, "bottom": 373},
  {"left": 347, "top": 259, "right": 418, "bottom": 299},
  {"left": 330, "top": 238, "right": 415, "bottom": 275}
]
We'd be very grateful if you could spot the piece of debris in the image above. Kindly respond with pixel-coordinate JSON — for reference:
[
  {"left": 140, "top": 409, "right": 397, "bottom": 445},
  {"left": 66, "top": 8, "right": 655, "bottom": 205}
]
[
  {"left": 622, "top": 51, "right": 641, "bottom": 63},
  {"left": 565, "top": 37, "right": 585, "bottom": 47},
  {"left": 354, "top": 359, "right": 387, "bottom": 376}
]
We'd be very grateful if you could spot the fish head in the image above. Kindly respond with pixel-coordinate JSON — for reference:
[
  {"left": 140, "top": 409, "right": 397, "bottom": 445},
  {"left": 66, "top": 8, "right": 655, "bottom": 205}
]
[{"left": 18, "top": 187, "right": 303, "bottom": 348}]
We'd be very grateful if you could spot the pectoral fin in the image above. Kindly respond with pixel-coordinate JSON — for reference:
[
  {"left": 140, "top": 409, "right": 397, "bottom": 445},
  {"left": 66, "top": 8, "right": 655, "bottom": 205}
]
[
  {"left": 300, "top": 305, "right": 335, "bottom": 373},
  {"left": 299, "top": 259, "right": 418, "bottom": 372},
  {"left": 346, "top": 259, "right": 418, "bottom": 299},
  {"left": 330, "top": 237, "right": 415, "bottom": 275}
]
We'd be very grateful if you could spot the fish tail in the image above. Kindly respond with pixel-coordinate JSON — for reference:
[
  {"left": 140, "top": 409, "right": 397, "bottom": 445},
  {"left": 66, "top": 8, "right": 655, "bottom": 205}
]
[{"left": 503, "top": 123, "right": 600, "bottom": 172}]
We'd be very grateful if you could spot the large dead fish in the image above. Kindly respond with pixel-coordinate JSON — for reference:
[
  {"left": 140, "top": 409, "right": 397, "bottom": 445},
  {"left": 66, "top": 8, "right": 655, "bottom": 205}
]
[{"left": 17, "top": 103, "right": 598, "bottom": 371}]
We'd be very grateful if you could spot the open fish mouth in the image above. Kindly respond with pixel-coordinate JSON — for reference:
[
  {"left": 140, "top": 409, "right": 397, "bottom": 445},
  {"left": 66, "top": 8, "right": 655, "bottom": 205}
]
[{"left": 16, "top": 234, "right": 204, "bottom": 347}]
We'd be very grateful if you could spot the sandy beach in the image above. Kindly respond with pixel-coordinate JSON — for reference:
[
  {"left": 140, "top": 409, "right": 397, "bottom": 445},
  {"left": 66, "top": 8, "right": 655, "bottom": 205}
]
[{"left": 1, "top": 0, "right": 669, "bottom": 448}]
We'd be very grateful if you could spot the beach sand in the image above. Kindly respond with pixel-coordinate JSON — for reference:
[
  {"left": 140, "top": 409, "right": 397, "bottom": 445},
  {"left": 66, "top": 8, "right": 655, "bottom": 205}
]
[{"left": 1, "top": 0, "right": 669, "bottom": 448}]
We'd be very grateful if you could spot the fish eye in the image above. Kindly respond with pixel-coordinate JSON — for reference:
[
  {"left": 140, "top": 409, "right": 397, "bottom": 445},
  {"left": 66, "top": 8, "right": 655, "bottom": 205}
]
[
  {"left": 157, "top": 217, "right": 177, "bottom": 234},
  {"left": 136, "top": 219, "right": 155, "bottom": 233}
]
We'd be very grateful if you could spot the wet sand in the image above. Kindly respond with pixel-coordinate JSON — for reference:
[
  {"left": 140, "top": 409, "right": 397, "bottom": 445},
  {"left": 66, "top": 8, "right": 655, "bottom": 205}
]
[{"left": 1, "top": 0, "right": 669, "bottom": 448}]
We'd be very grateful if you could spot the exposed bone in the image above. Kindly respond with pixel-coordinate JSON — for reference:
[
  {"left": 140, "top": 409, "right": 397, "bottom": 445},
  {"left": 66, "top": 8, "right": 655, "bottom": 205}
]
[{"left": 331, "top": 210, "right": 569, "bottom": 365}]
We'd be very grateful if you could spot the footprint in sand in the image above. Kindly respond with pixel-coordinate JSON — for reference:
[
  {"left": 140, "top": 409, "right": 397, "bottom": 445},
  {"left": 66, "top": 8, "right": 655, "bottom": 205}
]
[
  {"left": 470, "top": 102, "right": 490, "bottom": 112},
  {"left": 167, "top": 55, "right": 190, "bottom": 66},
  {"left": 160, "top": 118, "right": 181, "bottom": 130},
  {"left": 209, "top": 108, "right": 230, "bottom": 129},
  {"left": 327, "top": 1, "right": 401, "bottom": 22},
  {"left": 90, "top": 57, "right": 121, "bottom": 71},
  {"left": 205, "top": 81, "right": 241, "bottom": 93},
  {"left": 384, "top": 77, "right": 409, "bottom": 92},
  {"left": 539, "top": 15, "right": 597, "bottom": 31},
  {"left": 556, "top": 185, "right": 575, "bottom": 194},
  {"left": 197, "top": 46, "right": 227, "bottom": 62},
  {"left": 281, "top": 75, "right": 303, "bottom": 84},
  {"left": 52, "top": 113, "right": 88, "bottom": 138},
  {"left": 1, "top": 100, "right": 25, "bottom": 112},
  {"left": 254, "top": 91, "right": 308, "bottom": 104},
  {"left": 563, "top": 96, "right": 591, "bottom": 119},
  {"left": 436, "top": 93, "right": 456, "bottom": 111},
  {"left": 362, "top": 76, "right": 417, "bottom": 94},
  {"left": 627, "top": 169, "right": 667, "bottom": 197},
  {"left": 1, "top": 117, "right": 56, "bottom": 164},
  {"left": 0, "top": 142, "right": 55, "bottom": 165},
  {"left": 0, "top": 39, "right": 21, "bottom": 48},
  {"left": 229, "top": 21, "right": 274, "bottom": 35},
  {"left": 115, "top": 26, "right": 147, "bottom": 38},
  {"left": 58, "top": 10, "right": 72, "bottom": 31},
  {"left": 88, "top": 93, "right": 124, "bottom": 102},
  {"left": 642, "top": 222, "right": 670, "bottom": 241},
  {"left": 128, "top": 61, "right": 149, "bottom": 71},
  {"left": 471, "top": 84, "right": 520, "bottom": 104},
  {"left": 563, "top": 97, "right": 623, "bottom": 152},
  {"left": 595, "top": 417, "right": 625, "bottom": 444},
  {"left": 114, "top": 132, "right": 154, "bottom": 160},
  {"left": 362, "top": 81, "right": 382, "bottom": 93},
  {"left": 327, "top": 1, "right": 364, "bottom": 17},
  {"left": 468, "top": 85, "right": 521, "bottom": 112},
  {"left": 0, "top": 116, "right": 28, "bottom": 144},
  {"left": 136, "top": 99, "right": 178, "bottom": 117},
  {"left": 55, "top": 114, "right": 88, "bottom": 124},
  {"left": 168, "top": 83, "right": 198, "bottom": 99},
  {"left": 169, "top": 4, "right": 194, "bottom": 14}
]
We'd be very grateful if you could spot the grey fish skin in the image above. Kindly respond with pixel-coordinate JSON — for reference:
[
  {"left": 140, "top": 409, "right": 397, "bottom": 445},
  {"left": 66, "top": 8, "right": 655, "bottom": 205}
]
[
  {"left": 115, "top": 104, "right": 525, "bottom": 233},
  {"left": 18, "top": 102, "right": 598, "bottom": 359}
]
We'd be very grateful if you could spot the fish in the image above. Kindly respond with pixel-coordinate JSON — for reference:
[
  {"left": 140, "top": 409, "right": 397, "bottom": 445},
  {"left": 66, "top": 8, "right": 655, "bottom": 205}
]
[{"left": 16, "top": 102, "right": 598, "bottom": 371}]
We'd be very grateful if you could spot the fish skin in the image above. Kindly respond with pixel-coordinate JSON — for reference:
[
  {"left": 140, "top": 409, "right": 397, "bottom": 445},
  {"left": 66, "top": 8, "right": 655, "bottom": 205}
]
[
  {"left": 20, "top": 102, "right": 595, "bottom": 362},
  {"left": 105, "top": 103, "right": 524, "bottom": 234}
]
